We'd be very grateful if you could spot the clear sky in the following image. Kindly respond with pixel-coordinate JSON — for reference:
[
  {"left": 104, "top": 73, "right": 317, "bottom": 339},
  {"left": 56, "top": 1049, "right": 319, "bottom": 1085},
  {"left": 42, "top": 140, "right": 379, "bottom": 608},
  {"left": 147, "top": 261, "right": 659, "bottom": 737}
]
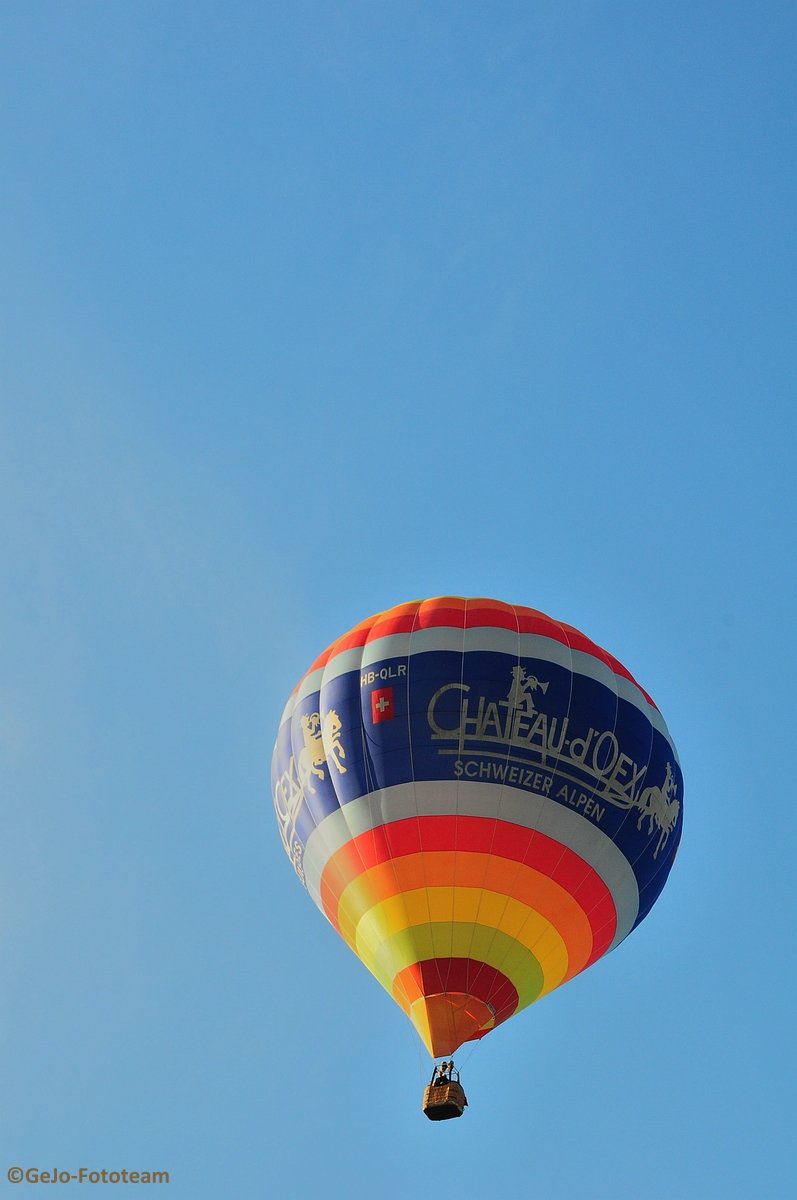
[{"left": 1, "top": 3, "right": 794, "bottom": 1197}]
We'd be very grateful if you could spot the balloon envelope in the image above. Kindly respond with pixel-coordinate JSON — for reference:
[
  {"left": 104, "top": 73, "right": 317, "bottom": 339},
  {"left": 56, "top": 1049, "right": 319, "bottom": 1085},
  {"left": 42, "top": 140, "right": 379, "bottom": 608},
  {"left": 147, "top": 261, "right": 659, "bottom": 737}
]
[{"left": 271, "top": 597, "right": 682, "bottom": 1056}]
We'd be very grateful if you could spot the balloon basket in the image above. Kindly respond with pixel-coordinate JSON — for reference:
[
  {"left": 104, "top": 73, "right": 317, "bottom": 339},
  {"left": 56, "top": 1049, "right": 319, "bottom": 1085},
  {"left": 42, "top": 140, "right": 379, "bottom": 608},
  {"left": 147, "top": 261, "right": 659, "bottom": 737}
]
[{"left": 422, "top": 1080, "right": 468, "bottom": 1121}]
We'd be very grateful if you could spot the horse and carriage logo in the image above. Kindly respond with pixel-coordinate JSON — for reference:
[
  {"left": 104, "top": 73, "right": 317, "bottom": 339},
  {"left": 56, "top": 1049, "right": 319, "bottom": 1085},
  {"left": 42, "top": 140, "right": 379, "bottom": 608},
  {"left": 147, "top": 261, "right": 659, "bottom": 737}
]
[
  {"left": 510, "top": 667, "right": 680, "bottom": 856},
  {"left": 508, "top": 667, "right": 680, "bottom": 858}
]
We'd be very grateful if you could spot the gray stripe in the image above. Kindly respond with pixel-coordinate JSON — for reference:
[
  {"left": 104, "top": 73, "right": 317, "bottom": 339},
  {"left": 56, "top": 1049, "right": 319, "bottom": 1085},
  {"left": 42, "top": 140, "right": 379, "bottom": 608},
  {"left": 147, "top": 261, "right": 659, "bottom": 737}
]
[{"left": 280, "top": 626, "right": 673, "bottom": 747}]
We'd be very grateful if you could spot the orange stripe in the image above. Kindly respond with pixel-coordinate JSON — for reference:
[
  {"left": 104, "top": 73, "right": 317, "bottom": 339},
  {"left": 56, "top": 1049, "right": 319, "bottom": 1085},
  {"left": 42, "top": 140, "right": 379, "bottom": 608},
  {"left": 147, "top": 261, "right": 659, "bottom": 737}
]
[
  {"left": 319, "top": 816, "right": 617, "bottom": 965},
  {"left": 335, "top": 850, "right": 594, "bottom": 982}
]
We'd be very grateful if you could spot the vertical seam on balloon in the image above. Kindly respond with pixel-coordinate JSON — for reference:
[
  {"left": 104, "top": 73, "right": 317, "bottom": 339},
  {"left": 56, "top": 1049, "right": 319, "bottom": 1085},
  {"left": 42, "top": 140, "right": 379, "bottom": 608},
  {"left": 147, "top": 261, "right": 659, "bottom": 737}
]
[
  {"left": 634, "top": 809, "right": 682, "bottom": 911},
  {"left": 531, "top": 627, "right": 624, "bottom": 980},
  {"left": 480, "top": 608, "right": 578, "bottom": 1015},
  {"left": 597, "top": 686, "right": 654, "bottom": 936},
  {"left": 433, "top": 597, "right": 466, "bottom": 1055},
  {"left": 317, "top": 617, "right": 390, "bottom": 1000},
  {"left": 622, "top": 703, "right": 682, "bottom": 934},
  {"left": 405, "top": 598, "right": 439, "bottom": 1049},
  {"left": 286, "top": 642, "right": 369, "bottom": 951},
  {"left": 566, "top": 645, "right": 653, "bottom": 947},
  {"left": 554, "top": 635, "right": 650, "bottom": 953},
  {"left": 321, "top": 628, "right": 375, "bottom": 950},
  {"left": 459, "top": 600, "right": 523, "bottom": 1023},
  {"left": 357, "top": 605, "right": 418, "bottom": 1016},
  {"left": 482, "top": 607, "right": 572, "bottom": 1012},
  {"left": 270, "top": 692, "right": 299, "bottom": 877},
  {"left": 287, "top": 688, "right": 326, "bottom": 897},
  {"left": 444, "top": 600, "right": 466, "bottom": 996},
  {"left": 573, "top": 637, "right": 624, "bottom": 946}
]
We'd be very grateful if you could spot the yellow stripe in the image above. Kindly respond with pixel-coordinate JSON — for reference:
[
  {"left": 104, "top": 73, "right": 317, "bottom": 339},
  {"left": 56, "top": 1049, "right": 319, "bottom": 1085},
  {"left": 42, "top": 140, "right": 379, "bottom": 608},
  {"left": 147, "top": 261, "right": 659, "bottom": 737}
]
[
  {"left": 353, "top": 886, "right": 568, "bottom": 1000},
  {"left": 360, "top": 921, "right": 545, "bottom": 1009}
]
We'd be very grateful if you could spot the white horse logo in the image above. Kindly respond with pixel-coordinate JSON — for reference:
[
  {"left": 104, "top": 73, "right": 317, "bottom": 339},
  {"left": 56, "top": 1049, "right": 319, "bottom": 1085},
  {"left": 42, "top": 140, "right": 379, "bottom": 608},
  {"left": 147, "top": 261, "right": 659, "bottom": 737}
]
[
  {"left": 297, "top": 709, "right": 347, "bottom": 795},
  {"left": 321, "top": 709, "right": 347, "bottom": 775},
  {"left": 635, "top": 762, "right": 680, "bottom": 859}
]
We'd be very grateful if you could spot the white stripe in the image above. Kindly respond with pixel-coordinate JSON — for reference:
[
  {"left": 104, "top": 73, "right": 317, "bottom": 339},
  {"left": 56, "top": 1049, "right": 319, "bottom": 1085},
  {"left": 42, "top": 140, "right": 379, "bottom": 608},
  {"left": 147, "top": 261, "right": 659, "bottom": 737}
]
[
  {"left": 278, "top": 626, "right": 674, "bottom": 747},
  {"left": 301, "top": 780, "right": 639, "bottom": 952}
]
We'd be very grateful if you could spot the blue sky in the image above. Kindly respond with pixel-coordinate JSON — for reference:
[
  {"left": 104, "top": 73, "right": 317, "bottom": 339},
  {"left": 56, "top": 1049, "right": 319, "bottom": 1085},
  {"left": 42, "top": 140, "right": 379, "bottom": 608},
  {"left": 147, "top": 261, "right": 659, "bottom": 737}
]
[{"left": 1, "top": 3, "right": 794, "bottom": 1197}]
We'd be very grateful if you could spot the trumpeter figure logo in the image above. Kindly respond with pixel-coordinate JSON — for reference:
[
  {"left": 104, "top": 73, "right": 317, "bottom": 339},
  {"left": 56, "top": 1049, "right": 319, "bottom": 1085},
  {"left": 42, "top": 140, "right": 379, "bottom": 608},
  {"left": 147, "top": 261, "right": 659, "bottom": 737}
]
[{"left": 506, "top": 665, "right": 549, "bottom": 716}]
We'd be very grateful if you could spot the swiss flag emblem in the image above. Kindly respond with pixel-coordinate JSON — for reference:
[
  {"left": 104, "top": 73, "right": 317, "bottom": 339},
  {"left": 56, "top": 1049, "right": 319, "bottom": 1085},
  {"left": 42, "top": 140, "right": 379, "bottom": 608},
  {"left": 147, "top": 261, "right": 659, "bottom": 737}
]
[{"left": 371, "top": 686, "right": 394, "bottom": 723}]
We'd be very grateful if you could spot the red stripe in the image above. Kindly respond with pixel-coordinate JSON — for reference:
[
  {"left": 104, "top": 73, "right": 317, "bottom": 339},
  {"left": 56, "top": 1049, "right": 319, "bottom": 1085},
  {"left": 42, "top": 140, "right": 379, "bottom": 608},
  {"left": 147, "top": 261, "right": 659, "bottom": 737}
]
[
  {"left": 291, "top": 597, "right": 656, "bottom": 707},
  {"left": 393, "top": 958, "right": 520, "bottom": 1028},
  {"left": 319, "top": 815, "right": 616, "bottom": 965}
]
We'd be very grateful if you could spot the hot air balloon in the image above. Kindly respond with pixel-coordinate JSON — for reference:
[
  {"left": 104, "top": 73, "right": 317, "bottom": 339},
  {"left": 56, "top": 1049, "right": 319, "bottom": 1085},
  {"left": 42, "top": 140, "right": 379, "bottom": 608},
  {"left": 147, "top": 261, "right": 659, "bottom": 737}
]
[{"left": 271, "top": 597, "right": 682, "bottom": 1118}]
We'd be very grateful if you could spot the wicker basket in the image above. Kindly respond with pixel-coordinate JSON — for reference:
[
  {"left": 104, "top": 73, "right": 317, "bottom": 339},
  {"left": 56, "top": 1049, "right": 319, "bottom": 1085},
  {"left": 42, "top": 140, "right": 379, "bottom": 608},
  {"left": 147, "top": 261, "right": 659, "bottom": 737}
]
[{"left": 422, "top": 1080, "right": 468, "bottom": 1121}]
